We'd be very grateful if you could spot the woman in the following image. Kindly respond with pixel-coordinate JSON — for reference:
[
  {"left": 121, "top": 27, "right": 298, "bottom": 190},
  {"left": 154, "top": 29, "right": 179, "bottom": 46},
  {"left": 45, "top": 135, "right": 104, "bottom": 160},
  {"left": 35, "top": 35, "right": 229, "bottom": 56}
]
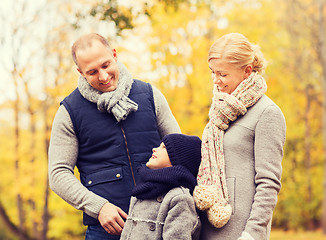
[{"left": 193, "top": 33, "right": 286, "bottom": 240}]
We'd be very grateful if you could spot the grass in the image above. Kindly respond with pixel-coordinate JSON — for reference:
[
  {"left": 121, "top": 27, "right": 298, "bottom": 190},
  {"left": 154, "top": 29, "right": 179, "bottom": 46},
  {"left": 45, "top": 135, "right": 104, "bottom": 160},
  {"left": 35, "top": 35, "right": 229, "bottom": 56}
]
[{"left": 271, "top": 229, "right": 326, "bottom": 240}]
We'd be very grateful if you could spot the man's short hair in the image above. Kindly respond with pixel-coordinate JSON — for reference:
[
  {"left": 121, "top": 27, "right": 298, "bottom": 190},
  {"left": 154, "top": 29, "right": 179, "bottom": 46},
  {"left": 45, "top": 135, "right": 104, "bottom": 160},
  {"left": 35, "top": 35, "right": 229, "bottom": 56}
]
[{"left": 71, "top": 33, "right": 112, "bottom": 67}]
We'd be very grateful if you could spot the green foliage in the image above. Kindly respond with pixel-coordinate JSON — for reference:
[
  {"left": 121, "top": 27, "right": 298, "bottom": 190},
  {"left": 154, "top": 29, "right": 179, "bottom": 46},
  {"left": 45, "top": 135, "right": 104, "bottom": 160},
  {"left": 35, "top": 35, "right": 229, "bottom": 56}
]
[
  {"left": 89, "top": 0, "right": 134, "bottom": 32},
  {"left": 75, "top": 0, "right": 189, "bottom": 35}
]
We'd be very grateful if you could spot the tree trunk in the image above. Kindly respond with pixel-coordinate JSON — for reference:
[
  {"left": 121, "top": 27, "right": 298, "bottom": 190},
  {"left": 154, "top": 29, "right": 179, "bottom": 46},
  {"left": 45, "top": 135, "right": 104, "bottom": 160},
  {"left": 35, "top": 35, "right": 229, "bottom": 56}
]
[
  {"left": 304, "top": 85, "right": 314, "bottom": 230},
  {"left": 41, "top": 103, "right": 50, "bottom": 240},
  {"left": 41, "top": 179, "right": 50, "bottom": 240},
  {"left": 13, "top": 66, "right": 27, "bottom": 236},
  {"left": 24, "top": 74, "right": 40, "bottom": 239},
  {"left": 318, "top": 0, "right": 326, "bottom": 234},
  {"left": 40, "top": 29, "right": 52, "bottom": 240}
]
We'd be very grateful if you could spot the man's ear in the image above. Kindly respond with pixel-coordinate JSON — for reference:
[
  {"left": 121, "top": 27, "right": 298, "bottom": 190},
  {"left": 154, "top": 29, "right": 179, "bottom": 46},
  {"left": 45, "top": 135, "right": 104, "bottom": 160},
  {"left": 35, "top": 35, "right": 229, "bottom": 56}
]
[
  {"left": 77, "top": 68, "right": 83, "bottom": 76},
  {"left": 112, "top": 49, "right": 118, "bottom": 61}
]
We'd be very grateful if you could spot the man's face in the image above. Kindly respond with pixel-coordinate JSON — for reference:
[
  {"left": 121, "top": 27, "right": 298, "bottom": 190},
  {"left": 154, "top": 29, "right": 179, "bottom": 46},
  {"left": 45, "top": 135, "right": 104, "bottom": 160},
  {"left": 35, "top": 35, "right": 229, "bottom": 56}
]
[{"left": 76, "top": 40, "right": 119, "bottom": 92}]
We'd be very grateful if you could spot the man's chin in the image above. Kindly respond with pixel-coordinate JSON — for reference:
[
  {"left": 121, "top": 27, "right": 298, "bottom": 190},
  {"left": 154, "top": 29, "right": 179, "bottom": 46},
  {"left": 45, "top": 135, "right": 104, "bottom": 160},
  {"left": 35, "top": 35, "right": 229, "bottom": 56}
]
[{"left": 101, "top": 85, "right": 118, "bottom": 92}]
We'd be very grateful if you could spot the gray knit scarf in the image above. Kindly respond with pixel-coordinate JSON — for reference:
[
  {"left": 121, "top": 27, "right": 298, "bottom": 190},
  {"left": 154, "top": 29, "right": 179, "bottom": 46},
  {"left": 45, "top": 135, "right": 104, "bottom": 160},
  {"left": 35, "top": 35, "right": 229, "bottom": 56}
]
[{"left": 78, "top": 61, "right": 138, "bottom": 122}]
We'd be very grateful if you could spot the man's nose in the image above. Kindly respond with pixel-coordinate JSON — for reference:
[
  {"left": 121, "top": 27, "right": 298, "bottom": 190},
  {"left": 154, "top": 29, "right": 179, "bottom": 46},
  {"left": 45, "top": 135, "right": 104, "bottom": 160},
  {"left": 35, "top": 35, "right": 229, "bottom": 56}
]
[{"left": 99, "top": 69, "right": 108, "bottom": 81}]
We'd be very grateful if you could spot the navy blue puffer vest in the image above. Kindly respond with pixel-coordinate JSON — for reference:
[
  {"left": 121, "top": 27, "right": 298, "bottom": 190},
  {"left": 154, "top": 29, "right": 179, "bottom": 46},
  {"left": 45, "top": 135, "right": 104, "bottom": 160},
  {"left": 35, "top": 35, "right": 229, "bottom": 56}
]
[{"left": 61, "top": 80, "right": 161, "bottom": 225}]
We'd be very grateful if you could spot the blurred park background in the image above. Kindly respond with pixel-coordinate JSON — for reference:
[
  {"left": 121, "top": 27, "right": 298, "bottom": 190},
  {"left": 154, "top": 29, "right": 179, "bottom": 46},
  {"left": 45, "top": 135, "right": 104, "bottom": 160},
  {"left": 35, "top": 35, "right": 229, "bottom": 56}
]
[{"left": 1, "top": 0, "right": 326, "bottom": 239}]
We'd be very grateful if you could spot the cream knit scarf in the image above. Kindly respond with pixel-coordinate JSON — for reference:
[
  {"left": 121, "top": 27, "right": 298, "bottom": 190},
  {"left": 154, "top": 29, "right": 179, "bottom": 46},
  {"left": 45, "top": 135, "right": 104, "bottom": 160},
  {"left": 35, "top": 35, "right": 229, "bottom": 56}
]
[
  {"left": 78, "top": 61, "right": 138, "bottom": 122},
  {"left": 193, "top": 72, "right": 267, "bottom": 228}
]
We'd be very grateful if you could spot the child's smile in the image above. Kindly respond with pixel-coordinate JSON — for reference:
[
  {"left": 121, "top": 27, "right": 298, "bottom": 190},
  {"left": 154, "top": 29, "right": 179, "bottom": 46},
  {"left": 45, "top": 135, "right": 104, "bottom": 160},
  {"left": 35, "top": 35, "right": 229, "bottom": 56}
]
[{"left": 146, "top": 142, "right": 172, "bottom": 169}]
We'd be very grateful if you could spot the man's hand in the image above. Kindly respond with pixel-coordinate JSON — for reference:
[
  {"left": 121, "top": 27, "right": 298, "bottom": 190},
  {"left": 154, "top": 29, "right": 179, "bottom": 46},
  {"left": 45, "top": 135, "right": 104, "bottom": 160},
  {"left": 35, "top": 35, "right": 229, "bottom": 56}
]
[{"left": 98, "top": 202, "right": 128, "bottom": 235}]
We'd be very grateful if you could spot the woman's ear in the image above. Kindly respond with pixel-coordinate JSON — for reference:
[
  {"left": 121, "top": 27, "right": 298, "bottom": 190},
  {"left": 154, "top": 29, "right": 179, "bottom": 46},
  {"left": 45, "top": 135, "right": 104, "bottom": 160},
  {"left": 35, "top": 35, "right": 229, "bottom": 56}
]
[{"left": 244, "top": 65, "right": 253, "bottom": 79}]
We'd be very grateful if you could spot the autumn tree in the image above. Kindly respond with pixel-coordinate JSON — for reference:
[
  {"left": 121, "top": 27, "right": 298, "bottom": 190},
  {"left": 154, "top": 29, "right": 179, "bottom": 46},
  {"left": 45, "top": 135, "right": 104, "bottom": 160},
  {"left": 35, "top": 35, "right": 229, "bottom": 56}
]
[
  {"left": 271, "top": 0, "right": 325, "bottom": 231},
  {"left": 1, "top": 0, "right": 326, "bottom": 238},
  {"left": 0, "top": 1, "right": 47, "bottom": 239},
  {"left": 316, "top": 0, "right": 326, "bottom": 234},
  {"left": 0, "top": 0, "right": 88, "bottom": 239}
]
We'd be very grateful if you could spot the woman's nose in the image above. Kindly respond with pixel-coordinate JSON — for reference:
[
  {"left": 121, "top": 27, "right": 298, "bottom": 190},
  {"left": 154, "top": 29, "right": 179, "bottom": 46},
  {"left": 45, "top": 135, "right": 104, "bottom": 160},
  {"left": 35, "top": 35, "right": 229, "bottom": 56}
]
[
  {"left": 214, "top": 77, "right": 222, "bottom": 85},
  {"left": 212, "top": 74, "right": 219, "bottom": 84}
]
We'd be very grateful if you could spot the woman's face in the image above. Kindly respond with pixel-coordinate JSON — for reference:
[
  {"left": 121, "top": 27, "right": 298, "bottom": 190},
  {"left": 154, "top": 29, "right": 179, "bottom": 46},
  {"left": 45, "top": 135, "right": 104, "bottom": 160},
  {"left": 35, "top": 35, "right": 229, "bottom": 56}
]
[{"left": 208, "top": 58, "right": 252, "bottom": 94}]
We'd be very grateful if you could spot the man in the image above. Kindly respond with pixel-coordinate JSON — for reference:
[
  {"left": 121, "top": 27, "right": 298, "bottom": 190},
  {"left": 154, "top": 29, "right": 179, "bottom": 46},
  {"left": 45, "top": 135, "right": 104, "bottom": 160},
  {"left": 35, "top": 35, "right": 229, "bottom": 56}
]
[{"left": 48, "top": 33, "right": 181, "bottom": 239}]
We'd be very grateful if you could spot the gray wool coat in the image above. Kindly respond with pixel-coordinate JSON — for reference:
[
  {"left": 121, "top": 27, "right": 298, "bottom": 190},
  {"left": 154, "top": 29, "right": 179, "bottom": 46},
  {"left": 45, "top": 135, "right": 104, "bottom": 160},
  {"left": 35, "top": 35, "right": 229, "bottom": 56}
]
[
  {"left": 200, "top": 95, "right": 286, "bottom": 240},
  {"left": 120, "top": 187, "right": 201, "bottom": 240}
]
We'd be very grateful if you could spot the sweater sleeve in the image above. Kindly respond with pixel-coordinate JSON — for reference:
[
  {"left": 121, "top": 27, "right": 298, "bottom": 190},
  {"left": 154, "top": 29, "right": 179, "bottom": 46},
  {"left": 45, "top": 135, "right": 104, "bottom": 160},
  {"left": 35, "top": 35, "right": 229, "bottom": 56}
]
[
  {"left": 163, "top": 193, "right": 201, "bottom": 240},
  {"left": 242, "top": 105, "right": 286, "bottom": 240},
  {"left": 48, "top": 105, "right": 108, "bottom": 219},
  {"left": 152, "top": 86, "right": 181, "bottom": 138}
]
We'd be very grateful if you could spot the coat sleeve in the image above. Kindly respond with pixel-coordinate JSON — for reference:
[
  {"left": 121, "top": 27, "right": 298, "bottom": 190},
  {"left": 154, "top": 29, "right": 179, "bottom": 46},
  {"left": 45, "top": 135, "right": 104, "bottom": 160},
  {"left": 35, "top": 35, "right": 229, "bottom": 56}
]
[
  {"left": 152, "top": 86, "right": 181, "bottom": 137},
  {"left": 162, "top": 193, "right": 201, "bottom": 240},
  {"left": 48, "top": 105, "right": 108, "bottom": 219},
  {"left": 242, "top": 104, "right": 286, "bottom": 240}
]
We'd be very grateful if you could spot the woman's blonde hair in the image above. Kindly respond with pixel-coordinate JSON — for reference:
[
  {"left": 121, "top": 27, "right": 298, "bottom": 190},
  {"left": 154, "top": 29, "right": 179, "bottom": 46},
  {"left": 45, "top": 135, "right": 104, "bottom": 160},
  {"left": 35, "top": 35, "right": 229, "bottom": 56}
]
[{"left": 208, "top": 33, "right": 266, "bottom": 74}]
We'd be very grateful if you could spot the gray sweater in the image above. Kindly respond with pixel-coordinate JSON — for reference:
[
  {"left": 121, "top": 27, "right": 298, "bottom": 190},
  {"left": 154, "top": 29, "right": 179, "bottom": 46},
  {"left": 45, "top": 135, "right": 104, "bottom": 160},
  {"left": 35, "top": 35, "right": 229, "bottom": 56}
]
[
  {"left": 120, "top": 187, "right": 201, "bottom": 240},
  {"left": 48, "top": 86, "right": 181, "bottom": 220},
  {"left": 200, "top": 95, "right": 286, "bottom": 240}
]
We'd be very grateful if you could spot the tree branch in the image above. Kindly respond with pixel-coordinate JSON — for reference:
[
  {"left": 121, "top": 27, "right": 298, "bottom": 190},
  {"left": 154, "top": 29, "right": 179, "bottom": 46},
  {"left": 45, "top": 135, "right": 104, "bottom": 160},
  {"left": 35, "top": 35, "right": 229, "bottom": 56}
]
[{"left": 0, "top": 200, "right": 36, "bottom": 240}]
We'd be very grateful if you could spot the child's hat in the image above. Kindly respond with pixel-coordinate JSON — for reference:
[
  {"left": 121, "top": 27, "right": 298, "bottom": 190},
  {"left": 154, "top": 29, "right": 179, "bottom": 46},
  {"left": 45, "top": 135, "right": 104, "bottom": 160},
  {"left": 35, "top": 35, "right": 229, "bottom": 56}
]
[{"left": 162, "top": 134, "right": 202, "bottom": 177}]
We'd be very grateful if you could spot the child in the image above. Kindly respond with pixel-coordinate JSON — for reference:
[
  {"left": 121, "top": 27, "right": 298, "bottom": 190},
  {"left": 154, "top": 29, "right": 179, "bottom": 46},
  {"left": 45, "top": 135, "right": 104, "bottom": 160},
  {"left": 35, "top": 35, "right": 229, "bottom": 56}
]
[{"left": 120, "top": 133, "right": 202, "bottom": 240}]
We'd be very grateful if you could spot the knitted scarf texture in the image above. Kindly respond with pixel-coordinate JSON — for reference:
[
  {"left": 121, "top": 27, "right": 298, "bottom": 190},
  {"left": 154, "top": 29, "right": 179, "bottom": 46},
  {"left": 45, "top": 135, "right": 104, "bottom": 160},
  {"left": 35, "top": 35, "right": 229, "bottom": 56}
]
[
  {"left": 78, "top": 61, "right": 138, "bottom": 122},
  {"left": 132, "top": 165, "right": 197, "bottom": 200},
  {"left": 193, "top": 72, "right": 267, "bottom": 228}
]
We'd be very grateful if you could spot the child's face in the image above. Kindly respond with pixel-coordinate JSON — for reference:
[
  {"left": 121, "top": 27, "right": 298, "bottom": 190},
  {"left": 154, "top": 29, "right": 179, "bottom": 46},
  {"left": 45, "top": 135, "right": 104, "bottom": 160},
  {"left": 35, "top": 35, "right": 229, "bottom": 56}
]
[{"left": 146, "top": 142, "right": 172, "bottom": 169}]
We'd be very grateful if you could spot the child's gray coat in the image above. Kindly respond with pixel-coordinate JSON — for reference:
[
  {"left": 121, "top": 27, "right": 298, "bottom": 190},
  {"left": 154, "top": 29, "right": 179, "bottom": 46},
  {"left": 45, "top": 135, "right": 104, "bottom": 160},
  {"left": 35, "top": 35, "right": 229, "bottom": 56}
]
[{"left": 120, "top": 186, "right": 201, "bottom": 240}]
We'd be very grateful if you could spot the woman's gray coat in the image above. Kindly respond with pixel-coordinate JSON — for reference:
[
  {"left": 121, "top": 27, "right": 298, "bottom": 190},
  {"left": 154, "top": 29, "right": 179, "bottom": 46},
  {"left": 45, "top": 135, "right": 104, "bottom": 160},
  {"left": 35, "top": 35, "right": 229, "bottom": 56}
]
[{"left": 200, "top": 95, "right": 286, "bottom": 240}]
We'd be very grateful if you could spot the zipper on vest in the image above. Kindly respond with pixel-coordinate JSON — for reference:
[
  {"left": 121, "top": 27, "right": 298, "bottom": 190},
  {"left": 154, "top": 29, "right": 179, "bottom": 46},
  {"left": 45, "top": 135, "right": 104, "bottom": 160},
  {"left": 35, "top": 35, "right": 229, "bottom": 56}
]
[{"left": 120, "top": 125, "right": 136, "bottom": 187}]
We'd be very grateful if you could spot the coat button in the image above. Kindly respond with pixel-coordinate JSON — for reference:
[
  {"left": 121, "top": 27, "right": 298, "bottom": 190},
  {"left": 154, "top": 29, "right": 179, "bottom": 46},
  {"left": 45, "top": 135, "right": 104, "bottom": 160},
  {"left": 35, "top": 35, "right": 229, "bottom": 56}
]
[
  {"left": 88, "top": 180, "right": 92, "bottom": 185},
  {"left": 156, "top": 196, "right": 163, "bottom": 203},
  {"left": 116, "top": 173, "right": 121, "bottom": 178},
  {"left": 149, "top": 223, "right": 156, "bottom": 231}
]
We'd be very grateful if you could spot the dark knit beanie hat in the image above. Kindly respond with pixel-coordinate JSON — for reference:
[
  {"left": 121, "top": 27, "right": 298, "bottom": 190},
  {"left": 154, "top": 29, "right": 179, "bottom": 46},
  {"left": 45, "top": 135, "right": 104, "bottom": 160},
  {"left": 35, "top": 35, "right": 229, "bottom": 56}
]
[{"left": 162, "top": 134, "right": 202, "bottom": 177}]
